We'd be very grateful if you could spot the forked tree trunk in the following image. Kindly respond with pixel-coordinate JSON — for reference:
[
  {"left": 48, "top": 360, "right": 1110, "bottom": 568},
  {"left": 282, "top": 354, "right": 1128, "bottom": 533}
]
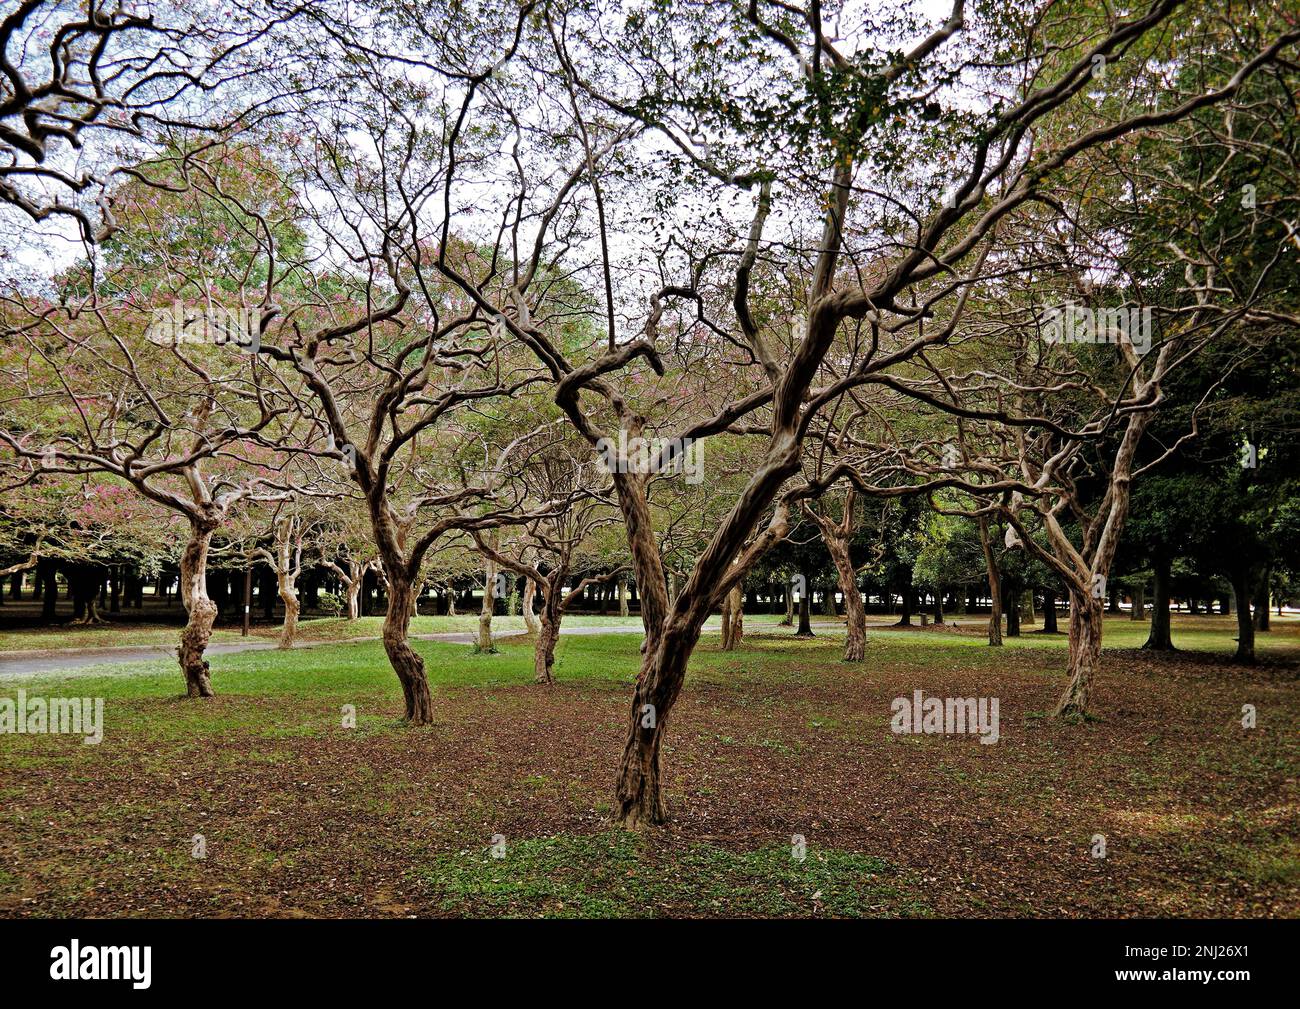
[
  {"left": 346, "top": 573, "right": 363, "bottom": 619},
  {"left": 1053, "top": 590, "right": 1104, "bottom": 718},
  {"left": 383, "top": 576, "right": 433, "bottom": 723},
  {"left": 1143, "top": 554, "right": 1174, "bottom": 650},
  {"left": 177, "top": 519, "right": 219, "bottom": 698}
]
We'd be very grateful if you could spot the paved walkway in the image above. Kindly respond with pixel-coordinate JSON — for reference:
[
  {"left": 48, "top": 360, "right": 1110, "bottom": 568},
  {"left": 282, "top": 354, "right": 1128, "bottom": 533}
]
[{"left": 0, "top": 620, "right": 862, "bottom": 678}]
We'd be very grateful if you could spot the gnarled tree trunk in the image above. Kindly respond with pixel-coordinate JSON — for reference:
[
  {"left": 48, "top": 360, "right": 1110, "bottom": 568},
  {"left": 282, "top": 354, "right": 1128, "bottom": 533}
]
[
  {"left": 534, "top": 589, "right": 561, "bottom": 684},
  {"left": 177, "top": 519, "right": 218, "bottom": 698},
  {"left": 826, "top": 534, "right": 865, "bottom": 661},
  {"left": 383, "top": 575, "right": 433, "bottom": 723},
  {"left": 1053, "top": 590, "right": 1103, "bottom": 718}
]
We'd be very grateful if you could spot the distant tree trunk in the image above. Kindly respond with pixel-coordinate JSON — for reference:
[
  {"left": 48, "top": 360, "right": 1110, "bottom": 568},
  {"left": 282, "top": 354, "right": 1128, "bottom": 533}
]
[
  {"left": 1041, "top": 589, "right": 1059, "bottom": 633},
  {"left": 476, "top": 553, "right": 497, "bottom": 654},
  {"left": 618, "top": 574, "right": 629, "bottom": 618},
  {"left": 1253, "top": 564, "right": 1271, "bottom": 631},
  {"left": 1231, "top": 567, "right": 1256, "bottom": 664},
  {"left": 40, "top": 559, "right": 58, "bottom": 619},
  {"left": 978, "top": 517, "right": 1003, "bottom": 647},
  {"left": 781, "top": 583, "right": 794, "bottom": 625},
  {"left": 795, "top": 587, "right": 813, "bottom": 637},
  {"left": 1053, "top": 590, "right": 1103, "bottom": 718},
  {"left": 721, "top": 584, "right": 745, "bottom": 651},
  {"left": 1130, "top": 582, "right": 1145, "bottom": 621},
  {"left": 932, "top": 589, "right": 944, "bottom": 626},
  {"left": 346, "top": 568, "right": 364, "bottom": 620},
  {"left": 177, "top": 519, "right": 219, "bottom": 698},
  {"left": 1004, "top": 580, "right": 1020, "bottom": 637},
  {"left": 1020, "top": 588, "right": 1033, "bottom": 625},
  {"left": 1107, "top": 585, "right": 1122, "bottom": 614},
  {"left": 1143, "top": 554, "right": 1174, "bottom": 650}
]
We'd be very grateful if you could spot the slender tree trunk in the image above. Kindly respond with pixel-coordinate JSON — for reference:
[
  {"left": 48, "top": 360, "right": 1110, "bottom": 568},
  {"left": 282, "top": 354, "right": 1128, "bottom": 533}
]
[
  {"left": 1053, "top": 589, "right": 1103, "bottom": 718},
  {"left": 521, "top": 577, "right": 541, "bottom": 634},
  {"left": 476, "top": 555, "right": 497, "bottom": 653},
  {"left": 1143, "top": 554, "right": 1174, "bottom": 650},
  {"left": 795, "top": 588, "right": 813, "bottom": 637},
  {"left": 978, "top": 517, "right": 1003, "bottom": 647},
  {"left": 177, "top": 520, "right": 218, "bottom": 698},
  {"left": 277, "top": 572, "right": 299, "bottom": 649},
  {"left": 618, "top": 574, "right": 629, "bottom": 618},
  {"left": 781, "top": 583, "right": 794, "bottom": 625},
  {"left": 1232, "top": 568, "right": 1256, "bottom": 664}
]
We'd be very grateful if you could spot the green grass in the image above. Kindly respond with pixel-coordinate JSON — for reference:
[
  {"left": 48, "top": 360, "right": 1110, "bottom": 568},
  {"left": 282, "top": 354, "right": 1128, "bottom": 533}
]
[
  {"left": 2, "top": 611, "right": 1296, "bottom": 918},
  {"left": 0, "top": 611, "right": 793, "bottom": 652},
  {"left": 417, "top": 831, "right": 924, "bottom": 918}
]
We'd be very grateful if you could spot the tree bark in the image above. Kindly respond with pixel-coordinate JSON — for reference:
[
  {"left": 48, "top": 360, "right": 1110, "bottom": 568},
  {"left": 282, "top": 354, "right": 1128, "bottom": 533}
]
[
  {"left": 825, "top": 532, "right": 865, "bottom": 661},
  {"left": 978, "top": 517, "right": 1003, "bottom": 646},
  {"left": 1053, "top": 590, "right": 1103, "bottom": 718},
  {"left": 1231, "top": 567, "right": 1256, "bottom": 664},
  {"left": 795, "top": 588, "right": 813, "bottom": 637},
  {"left": 1253, "top": 564, "right": 1270, "bottom": 631},
  {"left": 476, "top": 554, "right": 497, "bottom": 653},
  {"left": 1143, "top": 554, "right": 1174, "bottom": 650},
  {"left": 1041, "top": 589, "right": 1059, "bottom": 633},
  {"left": 521, "top": 577, "right": 541, "bottom": 634},
  {"left": 383, "top": 576, "right": 434, "bottom": 723},
  {"left": 534, "top": 591, "right": 560, "bottom": 684},
  {"left": 1130, "top": 582, "right": 1145, "bottom": 621},
  {"left": 177, "top": 519, "right": 218, "bottom": 698}
]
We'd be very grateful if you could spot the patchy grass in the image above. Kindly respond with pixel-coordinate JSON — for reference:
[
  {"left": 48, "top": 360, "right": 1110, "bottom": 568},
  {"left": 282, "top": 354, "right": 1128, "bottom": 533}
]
[{"left": 0, "top": 614, "right": 1296, "bottom": 918}]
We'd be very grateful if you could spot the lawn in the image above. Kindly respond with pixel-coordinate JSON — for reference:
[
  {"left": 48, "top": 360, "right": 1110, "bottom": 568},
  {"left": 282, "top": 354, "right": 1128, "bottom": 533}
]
[{"left": 0, "top": 614, "right": 1296, "bottom": 917}]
